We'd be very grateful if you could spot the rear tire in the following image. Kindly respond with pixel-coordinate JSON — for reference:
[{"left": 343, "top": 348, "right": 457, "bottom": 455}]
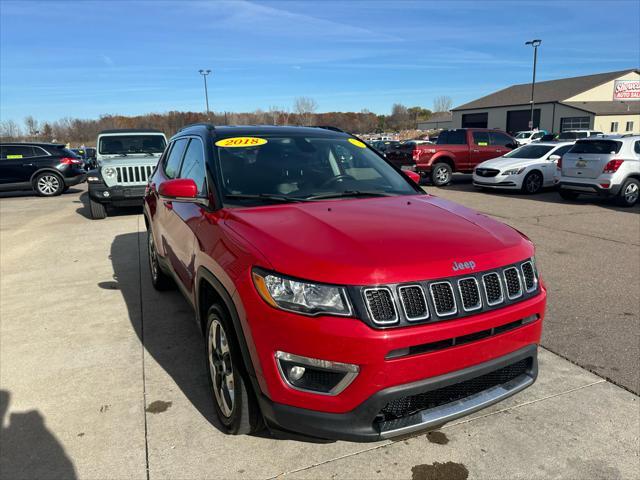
[
  {"left": 205, "top": 305, "right": 262, "bottom": 435},
  {"left": 522, "top": 171, "right": 543, "bottom": 194},
  {"left": 617, "top": 178, "right": 639, "bottom": 207},
  {"left": 147, "top": 231, "right": 173, "bottom": 290},
  {"left": 34, "top": 172, "right": 64, "bottom": 196},
  {"left": 89, "top": 199, "right": 107, "bottom": 219},
  {"left": 431, "top": 163, "right": 453, "bottom": 186},
  {"left": 559, "top": 190, "right": 579, "bottom": 201}
]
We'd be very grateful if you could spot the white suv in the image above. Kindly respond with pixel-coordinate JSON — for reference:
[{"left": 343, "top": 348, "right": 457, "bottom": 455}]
[{"left": 556, "top": 135, "right": 640, "bottom": 207}]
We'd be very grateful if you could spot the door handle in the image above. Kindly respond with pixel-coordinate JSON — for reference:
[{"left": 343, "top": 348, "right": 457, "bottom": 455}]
[
  {"left": 472, "top": 149, "right": 479, "bottom": 152},
  {"left": 22, "top": 163, "right": 34, "bottom": 167}
]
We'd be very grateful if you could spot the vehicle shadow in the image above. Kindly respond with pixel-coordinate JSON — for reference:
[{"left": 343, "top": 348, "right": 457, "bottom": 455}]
[
  {"left": 0, "top": 390, "right": 77, "bottom": 479},
  {"left": 107, "top": 232, "right": 332, "bottom": 443},
  {"left": 75, "top": 191, "right": 142, "bottom": 219},
  {"left": 430, "top": 174, "right": 639, "bottom": 213},
  {"left": 0, "top": 187, "right": 83, "bottom": 199}
]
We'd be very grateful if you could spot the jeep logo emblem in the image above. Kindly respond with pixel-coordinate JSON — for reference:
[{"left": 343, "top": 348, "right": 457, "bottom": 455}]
[{"left": 452, "top": 260, "right": 476, "bottom": 272}]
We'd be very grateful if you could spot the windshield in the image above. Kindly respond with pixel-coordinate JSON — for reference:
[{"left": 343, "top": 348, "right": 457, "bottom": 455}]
[
  {"left": 98, "top": 135, "right": 166, "bottom": 155},
  {"left": 503, "top": 144, "right": 554, "bottom": 159},
  {"left": 216, "top": 135, "right": 418, "bottom": 206},
  {"left": 515, "top": 132, "right": 531, "bottom": 139}
]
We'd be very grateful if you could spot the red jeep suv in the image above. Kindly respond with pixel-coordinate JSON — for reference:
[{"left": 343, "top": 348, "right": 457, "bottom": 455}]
[{"left": 144, "top": 124, "right": 545, "bottom": 442}]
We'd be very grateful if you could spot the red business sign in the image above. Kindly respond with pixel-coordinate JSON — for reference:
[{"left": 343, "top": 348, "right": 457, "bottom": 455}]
[{"left": 613, "top": 80, "right": 640, "bottom": 100}]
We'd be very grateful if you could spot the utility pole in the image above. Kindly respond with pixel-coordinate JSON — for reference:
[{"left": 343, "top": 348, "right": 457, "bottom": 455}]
[
  {"left": 525, "top": 40, "right": 541, "bottom": 130},
  {"left": 198, "top": 69, "right": 211, "bottom": 118}
]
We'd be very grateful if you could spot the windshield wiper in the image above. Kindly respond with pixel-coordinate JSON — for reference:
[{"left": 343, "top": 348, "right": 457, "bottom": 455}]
[
  {"left": 116, "top": 153, "right": 128, "bottom": 157},
  {"left": 305, "top": 190, "right": 395, "bottom": 200},
  {"left": 224, "top": 193, "right": 311, "bottom": 203}
]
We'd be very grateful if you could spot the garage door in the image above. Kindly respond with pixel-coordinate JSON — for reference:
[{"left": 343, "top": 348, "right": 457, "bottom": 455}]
[
  {"left": 461, "top": 113, "right": 488, "bottom": 128},
  {"left": 506, "top": 109, "right": 540, "bottom": 134},
  {"left": 560, "top": 117, "right": 591, "bottom": 132}
]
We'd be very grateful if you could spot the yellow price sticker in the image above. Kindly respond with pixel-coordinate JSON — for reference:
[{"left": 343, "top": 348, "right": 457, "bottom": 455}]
[
  {"left": 6, "top": 154, "right": 23, "bottom": 159},
  {"left": 348, "top": 138, "right": 366, "bottom": 148},
  {"left": 477, "top": 142, "right": 488, "bottom": 146},
  {"left": 215, "top": 137, "right": 268, "bottom": 148}
]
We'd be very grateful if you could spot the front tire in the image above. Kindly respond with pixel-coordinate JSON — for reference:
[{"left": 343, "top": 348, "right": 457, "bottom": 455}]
[
  {"left": 559, "top": 190, "right": 579, "bottom": 201},
  {"left": 522, "top": 171, "right": 543, "bottom": 194},
  {"left": 89, "top": 199, "right": 107, "bottom": 219},
  {"left": 34, "top": 172, "right": 64, "bottom": 196},
  {"left": 147, "top": 231, "right": 173, "bottom": 290},
  {"left": 431, "top": 163, "right": 453, "bottom": 186},
  {"left": 206, "top": 305, "right": 262, "bottom": 435},
  {"left": 617, "top": 178, "right": 639, "bottom": 207}
]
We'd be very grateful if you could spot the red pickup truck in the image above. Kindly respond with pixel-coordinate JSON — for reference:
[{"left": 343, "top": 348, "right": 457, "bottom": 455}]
[{"left": 414, "top": 129, "right": 518, "bottom": 186}]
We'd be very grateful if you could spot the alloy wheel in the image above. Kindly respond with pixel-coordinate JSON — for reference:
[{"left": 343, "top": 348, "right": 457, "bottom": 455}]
[
  {"left": 435, "top": 167, "right": 450, "bottom": 184},
  {"left": 37, "top": 175, "right": 60, "bottom": 195},
  {"left": 148, "top": 233, "right": 159, "bottom": 282},
  {"left": 623, "top": 182, "right": 639, "bottom": 204},
  {"left": 208, "top": 318, "right": 235, "bottom": 418},
  {"left": 525, "top": 173, "right": 542, "bottom": 193}
]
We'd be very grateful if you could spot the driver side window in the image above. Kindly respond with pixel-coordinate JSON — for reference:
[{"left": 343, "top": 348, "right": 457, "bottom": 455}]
[{"left": 163, "top": 138, "right": 188, "bottom": 179}]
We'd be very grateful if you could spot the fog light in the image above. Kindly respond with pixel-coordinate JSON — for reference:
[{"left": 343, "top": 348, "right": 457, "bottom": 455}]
[
  {"left": 103, "top": 191, "right": 110, "bottom": 197},
  {"left": 275, "top": 351, "right": 359, "bottom": 395},
  {"left": 289, "top": 365, "right": 306, "bottom": 381}
]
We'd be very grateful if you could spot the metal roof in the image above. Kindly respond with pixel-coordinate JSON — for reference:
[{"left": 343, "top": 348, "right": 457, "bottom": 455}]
[
  {"left": 453, "top": 69, "right": 638, "bottom": 111},
  {"left": 561, "top": 101, "right": 640, "bottom": 115}
]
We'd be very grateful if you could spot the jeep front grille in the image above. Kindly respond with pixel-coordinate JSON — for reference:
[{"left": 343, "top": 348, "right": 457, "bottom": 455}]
[
  {"left": 358, "top": 260, "right": 538, "bottom": 328},
  {"left": 398, "top": 285, "right": 429, "bottom": 321},
  {"left": 115, "top": 165, "right": 155, "bottom": 185},
  {"left": 458, "top": 277, "right": 482, "bottom": 311},
  {"left": 483, "top": 273, "right": 503, "bottom": 306},
  {"left": 429, "top": 282, "right": 456, "bottom": 316},
  {"left": 503, "top": 267, "right": 523, "bottom": 299},
  {"left": 521, "top": 261, "right": 537, "bottom": 292},
  {"left": 364, "top": 288, "right": 397, "bottom": 325}
]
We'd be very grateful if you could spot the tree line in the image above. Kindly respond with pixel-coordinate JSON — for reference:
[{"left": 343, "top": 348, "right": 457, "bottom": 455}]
[{"left": 0, "top": 96, "right": 452, "bottom": 145}]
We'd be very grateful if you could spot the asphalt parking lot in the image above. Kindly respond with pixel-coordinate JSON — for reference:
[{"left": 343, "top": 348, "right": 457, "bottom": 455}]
[{"left": 1, "top": 182, "right": 638, "bottom": 480}]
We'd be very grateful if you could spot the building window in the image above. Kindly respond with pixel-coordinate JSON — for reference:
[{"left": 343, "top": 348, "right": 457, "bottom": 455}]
[
  {"left": 626, "top": 121, "right": 634, "bottom": 132},
  {"left": 560, "top": 117, "right": 590, "bottom": 131},
  {"left": 611, "top": 122, "right": 618, "bottom": 133}
]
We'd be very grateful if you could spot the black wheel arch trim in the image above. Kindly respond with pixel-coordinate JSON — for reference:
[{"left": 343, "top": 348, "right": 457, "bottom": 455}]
[{"left": 195, "top": 267, "right": 260, "bottom": 386}]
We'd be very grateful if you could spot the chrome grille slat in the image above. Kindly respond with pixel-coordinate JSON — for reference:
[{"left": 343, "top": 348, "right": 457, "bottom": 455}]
[
  {"left": 482, "top": 273, "right": 504, "bottom": 306},
  {"left": 429, "top": 282, "right": 457, "bottom": 317},
  {"left": 458, "top": 277, "right": 482, "bottom": 311},
  {"left": 398, "top": 285, "right": 429, "bottom": 321},
  {"left": 364, "top": 288, "right": 398, "bottom": 325},
  {"left": 114, "top": 165, "right": 153, "bottom": 185},
  {"left": 503, "top": 267, "right": 523, "bottom": 299}
]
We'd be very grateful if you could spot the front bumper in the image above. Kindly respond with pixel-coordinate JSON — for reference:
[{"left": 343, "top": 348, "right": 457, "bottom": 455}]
[
  {"left": 88, "top": 181, "right": 147, "bottom": 205},
  {"left": 472, "top": 174, "right": 521, "bottom": 189},
  {"left": 260, "top": 344, "right": 537, "bottom": 442}
]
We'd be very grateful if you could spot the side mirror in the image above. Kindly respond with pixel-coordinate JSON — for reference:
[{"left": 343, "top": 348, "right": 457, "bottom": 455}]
[
  {"left": 404, "top": 170, "right": 421, "bottom": 185},
  {"left": 548, "top": 154, "right": 561, "bottom": 162},
  {"left": 158, "top": 178, "right": 198, "bottom": 199}
]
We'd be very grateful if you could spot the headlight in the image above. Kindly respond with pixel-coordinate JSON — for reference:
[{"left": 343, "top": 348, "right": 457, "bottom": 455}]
[
  {"left": 502, "top": 167, "right": 526, "bottom": 175},
  {"left": 252, "top": 269, "right": 351, "bottom": 316},
  {"left": 103, "top": 167, "right": 116, "bottom": 177}
]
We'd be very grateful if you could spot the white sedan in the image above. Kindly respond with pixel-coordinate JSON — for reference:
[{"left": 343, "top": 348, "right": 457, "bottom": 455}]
[{"left": 473, "top": 142, "right": 574, "bottom": 194}]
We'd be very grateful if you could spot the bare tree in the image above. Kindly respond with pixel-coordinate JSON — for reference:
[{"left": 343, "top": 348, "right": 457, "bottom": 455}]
[
  {"left": 433, "top": 95, "right": 453, "bottom": 113},
  {"left": 293, "top": 97, "right": 318, "bottom": 126},
  {"left": 0, "top": 120, "right": 22, "bottom": 140},
  {"left": 24, "top": 116, "right": 40, "bottom": 139}
]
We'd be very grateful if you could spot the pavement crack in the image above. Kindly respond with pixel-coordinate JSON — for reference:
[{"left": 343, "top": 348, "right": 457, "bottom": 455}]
[{"left": 137, "top": 217, "right": 151, "bottom": 480}]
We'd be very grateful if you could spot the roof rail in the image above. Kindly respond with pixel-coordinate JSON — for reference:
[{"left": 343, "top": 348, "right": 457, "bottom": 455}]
[
  {"left": 177, "top": 122, "right": 215, "bottom": 133},
  {"left": 312, "top": 125, "right": 346, "bottom": 133}
]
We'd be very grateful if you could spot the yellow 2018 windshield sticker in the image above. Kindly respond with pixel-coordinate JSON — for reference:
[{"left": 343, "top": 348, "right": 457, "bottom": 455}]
[
  {"left": 6, "top": 154, "right": 23, "bottom": 159},
  {"left": 215, "top": 137, "right": 268, "bottom": 148},
  {"left": 348, "top": 138, "right": 366, "bottom": 148}
]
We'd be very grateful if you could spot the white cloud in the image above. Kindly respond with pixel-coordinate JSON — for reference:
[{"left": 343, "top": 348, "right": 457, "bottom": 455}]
[{"left": 101, "top": 55, "right": 114, "bottom": 66}]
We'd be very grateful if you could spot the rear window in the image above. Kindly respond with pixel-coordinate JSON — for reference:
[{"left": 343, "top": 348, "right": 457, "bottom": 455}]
[
  {"left": 569, "top": 140, "right": 622, "bottom": 155},
  {"left": 436, "top": 130, "right": 467, "bottom": 145}
]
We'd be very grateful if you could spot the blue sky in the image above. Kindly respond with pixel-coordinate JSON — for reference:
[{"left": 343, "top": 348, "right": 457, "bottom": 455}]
[{"left": 1, "top": 0, "right": 638, "bottom": 122}]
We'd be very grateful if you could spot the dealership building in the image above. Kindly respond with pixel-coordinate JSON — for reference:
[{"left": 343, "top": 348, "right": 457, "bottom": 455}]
[{"left": 451, "top": 68, "right": 639, "bottom": 134}]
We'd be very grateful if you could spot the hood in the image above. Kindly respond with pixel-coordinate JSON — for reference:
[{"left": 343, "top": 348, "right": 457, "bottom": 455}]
[
  {"left": 224, "top": 195, "right": 533, "bottom": 285},
  {"left": 99, "top": 154, "right": 161, "bottom": 167},
  {"left": 477, "top": 156, "right": 545, "bottom": 171}
]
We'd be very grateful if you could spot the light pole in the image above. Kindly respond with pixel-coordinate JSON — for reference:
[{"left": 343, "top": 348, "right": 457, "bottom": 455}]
[
  {"left": 198, "top": 69, "right": 211, "bottom": 118},
  {"left": 525, "top": 39, "right": 541, "bottom": 130}
]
